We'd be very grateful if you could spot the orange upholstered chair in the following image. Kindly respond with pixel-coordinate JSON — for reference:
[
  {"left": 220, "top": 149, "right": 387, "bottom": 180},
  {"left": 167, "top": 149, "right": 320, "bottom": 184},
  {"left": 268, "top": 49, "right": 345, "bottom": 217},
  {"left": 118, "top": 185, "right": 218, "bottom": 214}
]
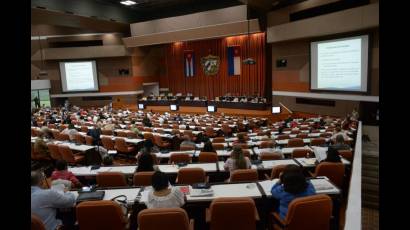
[
  {"left": 260, "top": 141, "right": 275, "bottom": 149},
  {"left": 51, "top": 130, "right": 60, "bottom": 139},
  {"left": 212, "top": 137, "right": 225, "bottom": 143},
  {"left": 117, "top": 130, "right": 128, "bottom": 137},
  {"left": 76, "top": 200, "right": 127, "bottom": 230},
  {"left": 198, "top": 152, "right": 218, "bottom": 163},
  {"left": 311, "top": 138, "right": 326, "bottom": 146},
  {"left": 31, "top": 214, "right": 46, "bottom": 230},
  {"left": 180, "top": 145, "right": 195, "bottom": 151},
  {"left": 312, "top": 162, "right": 345, "bottom": 189},
  {"left": 260, "top": 152, "right": 282, "bottom": 161},
  {"left": 338, "top": 150, "right": 353, "bottom": 162},
  {"left": 292, "top": 149, "right": 312, "bottom": 158},
  {"left": 270, "top": 194, "right": 332, "bottom": 230},
  {"left": 96, "top": 172, "right": 128, "bottom": 187},
  {"left": 58, "top": 145, "right": 85, "bottom": 165},
  {"left": 176, "top": 168, "right": 206, "bottom": 184},
  {"left": 207, "top": 197, "right": 259, "bottom": 230},
  {"left": 230, "top": 169, "right": 258, "bottom": 182},
  {"left": 115, "top": 138, "right": 135, "bottom": 155},
  {"left": 296, "top": 133, "right": 308, "bottom": 138},
  {"left": 169, "top": 153, "right": 192, "bottom": 164},
  {"left": 205, "top": 126, "right": 216, "bottom": 138},
  {"left": 276, "top": 135, "right": 290, "bottom": 140},
  {"left": 143, "top": 132, "right": 154, "bottom": 141},
  {"left": 153, "top": 135, "right": 171, "bottom": 149},
  {"left": 47, "top": 143, "right": 62, "bottom": 161},
  {"left": 74, "top": 133, "right": 85, "bottom": 144},
  {"left": 85, "top": 136, "right": 93, "bottom": 145},
  {"left": 101, "top": 136, "right": 115, "bottom": 150},
  {"left": 269, "top": 164, "right": 287, "bottom": 179},
  {"left": 101, "top": 129, "right": 113, "bottom": 136},
  {"left": 287, "top": 138, "right": 304, "bottom": 147},
  {"left": 212, "top": 143, "right": 225, "bottom": 150},
  {"left": 133, "top": 171, "right": 155, "bottom": 186},
  {"left": 138, "top": 208, "right": 194, "bottom": 230},
  {"left": 58, "top": 133, "right": 70, "bottom": 141}
]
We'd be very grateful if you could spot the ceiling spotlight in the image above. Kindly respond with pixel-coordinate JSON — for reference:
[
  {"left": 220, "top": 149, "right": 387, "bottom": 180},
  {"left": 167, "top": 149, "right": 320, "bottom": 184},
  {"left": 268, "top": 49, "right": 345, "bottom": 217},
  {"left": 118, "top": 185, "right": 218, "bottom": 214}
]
[{"left": 120, "top": 0, "right": 137, "bottom": 6}]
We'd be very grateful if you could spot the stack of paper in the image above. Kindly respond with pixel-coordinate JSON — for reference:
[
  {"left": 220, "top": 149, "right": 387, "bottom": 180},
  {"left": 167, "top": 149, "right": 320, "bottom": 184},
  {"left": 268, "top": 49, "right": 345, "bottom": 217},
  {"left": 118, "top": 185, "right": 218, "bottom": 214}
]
[
  {"left": 189, "top": 188, "right": 214, "bottom": 197},
  {"left": 310, "top": 179, "right": 334, "bottom": 191}
]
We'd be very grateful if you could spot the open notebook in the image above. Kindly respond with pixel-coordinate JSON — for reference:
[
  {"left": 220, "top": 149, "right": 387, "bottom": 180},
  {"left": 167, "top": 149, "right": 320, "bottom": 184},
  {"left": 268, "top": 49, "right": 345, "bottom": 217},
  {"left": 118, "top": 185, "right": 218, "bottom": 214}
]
[
  {"left": 311, "top": 146, "right": 328, "bottom": 162},
  {"left": 189, "top": 188, "right": 214, "bottom": 197}
]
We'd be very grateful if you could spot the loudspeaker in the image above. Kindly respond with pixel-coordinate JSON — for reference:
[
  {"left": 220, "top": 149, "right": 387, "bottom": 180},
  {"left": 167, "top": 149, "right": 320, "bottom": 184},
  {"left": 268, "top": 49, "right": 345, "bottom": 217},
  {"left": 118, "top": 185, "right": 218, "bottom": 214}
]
[{"left": 276, "top": 59, "right": 287, "bottom": 67}]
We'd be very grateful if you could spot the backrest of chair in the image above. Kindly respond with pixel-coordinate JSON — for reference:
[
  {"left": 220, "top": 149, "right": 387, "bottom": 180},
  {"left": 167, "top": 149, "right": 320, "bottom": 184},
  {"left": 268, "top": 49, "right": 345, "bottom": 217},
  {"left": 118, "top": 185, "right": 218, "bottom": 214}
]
[
  {"left": 287, "top": 138, "right": 304, "bottom": 147},
  {"left": 101, "top": 136, "right": 115, "bottom": 150},
  {"left": 198, "top": 152, "right": 218, "bottom": 163},
  {"left": 292, "top": 149, "right": 312, "bottom": 158},
  {"left": 209, "top": 197, "right": 257, "bottom": 230},
  {"left": 180, "top": 145, "right": 195, "bottom": 151},
  {"left": 102, "top": 129, "right": 113, "bottom": 136},
  {"left": 212, "top": 137, "right": 225, "bottom": 143},
  {"left": 260, "top": 141, "right": 274, "bottom": 149},
  {"left": 212, "top": 143, "right": 225, "bottom": 150},
  {"left": 177, "top": 168, "right": 206, "bottom": 184},
  {"left": 260, "top": 152, "right": 282, "bottom": 161},
  {"left": 315, "top": 162, "right": 345, "bottom": 188},
  {"left": 51, "top": 130, "right": 60, "bottom": 139},
  {"left": 114, "top": 138, "right": 128, "bottom": 152},
  {"left": 138, "top": 208, "right": 190, "bottom": 230},
  {"left": 76, "top": 200, "right": 125, "bottom": 230},
  {"left": 59, "top": 133, "right": 70, "bottom": 141},
  {"left": 96, "top": 172, "right": 127, "bottom": 187},
  {"left": 58, "top": 145, "right": 75, "bottom": 163},
  {"left": 169, "top": 153, "right": 192, "bottom": 164},
  {"left": 230, "top": 169, "right": 258, "bottom": 182},
  {"left": 117, "top": 131, "right": 128, "bottom": 137},
  {"left": 144, "top": 132, "right": 154, "bottom": 141},
  {"left": 47, "top": 143, "right": 62, "bottom": 160},
  {"left": 242, "top": 150, "right": 251, "bottom": 159},
  {"left": 133, "top": 171, "right": 155, "bottom": 186},
  {"left": 206, "top": 127, "right": 215, "bottom": 136},
  {"left": 75, "top": 134, "right": 85, "bottom": 144},
  {"left": 338, "top": 150, "right": 353, "bottom": 162},
  {"left": 276, "top": 135, "right": 290, "bottom": 140},
  {"left": 85, "top": 136, "right": 93, "bottom": 145},
  {"left": 31, "top": 214, "right": 46, "bottom": 230},
  {"left": 233, "top": 143, "right": 249, "bottom": 150},
  {"left": 285, "top": 194, "right": 332, "bottom": 230},
  {"left": 311, "top": 138, "right": 326, "bottom": 146},
  {"left": 296, "top": 133, "right": 308, "bottom": 138},
  {"left": 183, "top": 130, "right": 194, "bottom": 139},
  {"left": 290, "top": 130, "right": 300, "bottom": 134},
  {"left": 153, "top": 135, "right": 163, "bottom": 145},
  {"left": 270, "top": 164, "right": 287, "bottom": 179}
]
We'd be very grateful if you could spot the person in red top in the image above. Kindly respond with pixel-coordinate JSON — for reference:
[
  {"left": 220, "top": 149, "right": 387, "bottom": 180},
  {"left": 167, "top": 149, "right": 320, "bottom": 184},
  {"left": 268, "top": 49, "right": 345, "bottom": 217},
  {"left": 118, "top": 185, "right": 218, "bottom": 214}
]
[{"left": 51, "top": 160, "right": 82, "bottom": 188}]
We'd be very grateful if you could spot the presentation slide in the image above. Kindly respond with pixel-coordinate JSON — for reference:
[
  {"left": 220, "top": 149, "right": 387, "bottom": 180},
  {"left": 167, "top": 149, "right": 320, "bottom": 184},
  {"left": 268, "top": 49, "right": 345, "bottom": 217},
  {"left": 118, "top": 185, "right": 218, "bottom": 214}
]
[
  {"left": 60, "top": 61, "right": 99, "bottom": 92},
  {"left": 310, "top": 35, "right": 369, "bottom": 92}
]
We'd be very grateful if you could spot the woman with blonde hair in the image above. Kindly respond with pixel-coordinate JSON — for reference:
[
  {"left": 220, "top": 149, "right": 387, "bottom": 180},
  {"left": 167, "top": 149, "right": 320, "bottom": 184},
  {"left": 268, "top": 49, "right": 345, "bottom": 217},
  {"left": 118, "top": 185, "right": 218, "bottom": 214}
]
[{"left": 223, "top": 146, "right": 251, "bottom": 172}]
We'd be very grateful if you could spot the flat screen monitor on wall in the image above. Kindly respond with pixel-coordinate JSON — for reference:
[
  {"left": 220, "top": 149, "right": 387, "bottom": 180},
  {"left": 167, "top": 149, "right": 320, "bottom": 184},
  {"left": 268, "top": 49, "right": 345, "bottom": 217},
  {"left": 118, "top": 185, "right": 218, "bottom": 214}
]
[
  {"left": 138, "top": 104, "right": 145, "bottom": 110},
  {"left": 310, "top": 35, "right": 369, "bottom": 93},
  {"left": 207, "top": 105, "right": 216, "bottom": 113},
  {"left": 272, "top": 106, "right": 281, "bottom": 114},
  {"left": 170, "top": 104, "right": 178, "bottom": 111},
  {"left": 60, "top": 60, "right": 99, "bottom": 92}
]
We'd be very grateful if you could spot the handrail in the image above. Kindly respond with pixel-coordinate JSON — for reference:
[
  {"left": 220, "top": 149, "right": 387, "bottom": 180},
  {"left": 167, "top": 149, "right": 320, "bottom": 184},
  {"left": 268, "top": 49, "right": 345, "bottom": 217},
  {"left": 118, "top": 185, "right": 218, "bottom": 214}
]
[{"left": 344, "top": 121, "right": 362, "bottom": 230}]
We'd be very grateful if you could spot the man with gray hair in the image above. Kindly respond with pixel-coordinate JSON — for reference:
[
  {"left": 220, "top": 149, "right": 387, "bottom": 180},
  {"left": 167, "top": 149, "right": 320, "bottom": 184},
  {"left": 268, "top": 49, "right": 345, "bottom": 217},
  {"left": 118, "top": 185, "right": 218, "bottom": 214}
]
[{"left": 31, "top": 171, "right": 76, "bottom": 230}]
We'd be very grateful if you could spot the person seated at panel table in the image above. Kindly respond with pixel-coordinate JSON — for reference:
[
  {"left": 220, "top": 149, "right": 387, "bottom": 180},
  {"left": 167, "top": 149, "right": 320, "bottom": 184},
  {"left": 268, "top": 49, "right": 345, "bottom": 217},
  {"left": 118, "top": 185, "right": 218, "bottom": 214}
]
[
  {"left": 61, "top": 123, "right": 79, "bottom": 141},
  {"left": 136, "top": 149, "right": 159, "bottom": 172},
  {"left": 51, "top": 160, "right": 82, "bottom": 188},
  {"left": 144, "top": 171, "right": 185, "bottom": 209},
  {"left": 224, "top": 146, "right": 252, "bottom": 172},
  {"left": 322, "top": 147, "right": 342, "bottom": 163},
  {"left": 31, "top": 170, "right": 76, "bottom": 230},
  {"left": 324, "top": 116, "right": 333, "bottom": 126},
  {"left": 180, "top": 135, "right": 196, "bottom": 149},
  {"left": 34, "top": 127, "right": 53, "bottom": 159},
  {"left": 271, "top": 164, "right": 316, "bottom": 220},
  {"left": 331, "top": 126, "right": 350, "bottom": 143},
  {"left": 233, "top": 133, "right": 248, "bottom": 144},
  {"left": 142, "top": 115, "right": 152, "bottom": 127},
  {"left": 136, "top": 139, "right": 160, "bottom": 160},
  {"left": 202, "top": 140, "right": 216, "bottom": 153},
  {"left": 331, "top": 134, "right": 351, "bottom": 151},
  {"left": 341, "top": 115, "right": 353, "bottom": 131}
]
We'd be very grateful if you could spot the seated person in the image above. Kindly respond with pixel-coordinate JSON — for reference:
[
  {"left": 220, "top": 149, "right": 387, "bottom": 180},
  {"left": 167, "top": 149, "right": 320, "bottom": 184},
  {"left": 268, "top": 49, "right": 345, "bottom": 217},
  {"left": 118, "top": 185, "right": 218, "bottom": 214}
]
[
  {"left": 144, "top": 171, "right": 185, "bottom": 209},
  {"left": 331, "top": 134, "right": 351, "bottom": 151},
  {"left": 136, "top": 139, "right": 160, "bottom": 160},
  {"left": 240, "top": 97, "right": 247, "bottom": 103},
  {"left": 180, "top": 135, "right": 196, "bottom": 149},
  {"left": 323, "top": 147, "right": 342, "bottom": 163},
  {"left": 224, "top": 146, "right": 251, "bottom": 172},
  {"left": 34, "top": 127, "right": 53, "bottom": 159},
  {"left": 233, "top": 133, "right": 248, "bottom": 144},
  {"left": 232, "top": 97, "right": 239, "bottom": 102},
  {"left": 31, "top": 171, "right": 76, "bottom": 230},
  {"left": 136, "top": 150, "right": 159, "bottom": 172},
  {"left": 324, "top": 116, "right": 333, "bottom": 126},
  {"left": 202, "top": 140, "right": 216, "bottom": 153},
  {"left": 51, "top": 160, "right": 82, "bottom": 188},
  {"left": 61, "top": 123, "right": 79, "bottom": 141},
  {"left": 271, "top": 165, "right": 316, "bottom": 220},
  {"left": 331, "top": 126, "right": 349, "bottom": 142}
]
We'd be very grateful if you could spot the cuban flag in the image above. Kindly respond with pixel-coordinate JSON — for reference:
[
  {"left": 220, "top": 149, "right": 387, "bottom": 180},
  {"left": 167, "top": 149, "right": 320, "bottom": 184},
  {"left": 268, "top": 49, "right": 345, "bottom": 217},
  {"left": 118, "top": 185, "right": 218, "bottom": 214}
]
[
  {"left": 227, "top": 46, "right": 241, "bottom": 76},
  {"left": 184, "top": 50, "right": 195, "bottom": 77}
]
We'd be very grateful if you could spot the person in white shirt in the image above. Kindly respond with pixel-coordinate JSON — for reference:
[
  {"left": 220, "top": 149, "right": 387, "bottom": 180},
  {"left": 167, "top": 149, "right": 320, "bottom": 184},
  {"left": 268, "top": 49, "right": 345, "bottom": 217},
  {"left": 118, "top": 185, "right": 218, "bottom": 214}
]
[
  {"left": 331, "top": 126, "right": 349, "bottom": 142},
  {"left": 61, "top": 124, "right": 79, "bottom": 141},
  {"left": 145, "top": 171, "right": 185, "bottom": 209},
  {"left": 224, "top": 146, "right": 251, "bottom": 172}
]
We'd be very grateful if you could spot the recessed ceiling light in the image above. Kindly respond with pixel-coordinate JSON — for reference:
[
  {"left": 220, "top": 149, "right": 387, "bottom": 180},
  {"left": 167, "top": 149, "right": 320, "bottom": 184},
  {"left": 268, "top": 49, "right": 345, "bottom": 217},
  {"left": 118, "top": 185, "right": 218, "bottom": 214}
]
[{"left": 120, "top": 0, "right": 137, "bottom": 6}]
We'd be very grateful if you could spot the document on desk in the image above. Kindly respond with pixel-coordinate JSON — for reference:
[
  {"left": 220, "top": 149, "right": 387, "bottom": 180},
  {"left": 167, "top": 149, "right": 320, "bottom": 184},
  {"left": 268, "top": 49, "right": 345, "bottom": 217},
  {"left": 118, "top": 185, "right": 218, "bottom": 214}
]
[
  {"left": 189, "top": 188, "right": 214, "bottom": 197},
  {"left": 258, "top": 179, "right": 279, "bottom": 196},
  {"left": 312, "top": 146, "right": 328, "bottom": 162},
  {"left": 310, "top": 178, "right": 337, "bottom": 193}
]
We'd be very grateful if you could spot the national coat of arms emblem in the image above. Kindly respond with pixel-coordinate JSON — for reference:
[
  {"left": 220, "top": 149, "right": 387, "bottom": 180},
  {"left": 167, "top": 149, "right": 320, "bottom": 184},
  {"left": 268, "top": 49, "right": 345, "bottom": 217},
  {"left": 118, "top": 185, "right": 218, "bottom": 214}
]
[{"left": 200, "top": 55, "right": 220, "bottom": 76}]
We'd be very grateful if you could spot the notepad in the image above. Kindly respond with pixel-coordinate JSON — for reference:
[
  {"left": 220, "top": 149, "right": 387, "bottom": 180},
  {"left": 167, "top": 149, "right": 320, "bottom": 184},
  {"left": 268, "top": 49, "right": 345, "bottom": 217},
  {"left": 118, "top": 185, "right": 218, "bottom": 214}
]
[
  {"left": 190, "top": 188, "right": 214, "bottom": 197},
  {"left": 310, "top": 179, "right": 334, "bottom": 191}
]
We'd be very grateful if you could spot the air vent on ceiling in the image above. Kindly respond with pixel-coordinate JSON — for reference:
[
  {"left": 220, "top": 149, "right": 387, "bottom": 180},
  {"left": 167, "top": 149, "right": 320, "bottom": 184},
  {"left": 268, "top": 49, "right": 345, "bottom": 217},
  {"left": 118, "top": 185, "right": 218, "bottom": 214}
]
[
  {"left": 296, "top": 98, "right": 335, "bottom": 107},
  {"left": 82, "top": 96, "right": 112, "bottom": 101},
  {"left": 48, "top": 40, "right": 104, "bottom": 48},
  {"left": 290, "top": 0, "right": 369, "bottom": 22}
]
